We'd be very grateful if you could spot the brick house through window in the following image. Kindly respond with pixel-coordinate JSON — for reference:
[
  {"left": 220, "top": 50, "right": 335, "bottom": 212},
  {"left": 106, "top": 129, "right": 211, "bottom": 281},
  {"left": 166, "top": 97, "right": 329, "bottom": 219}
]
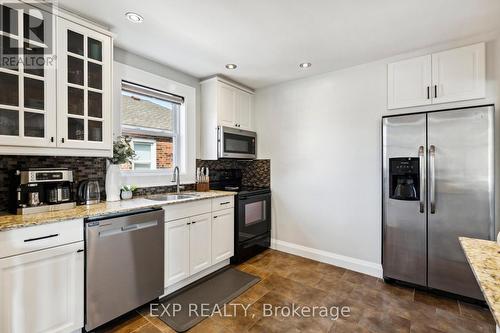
[{"left": 120, "top": 82, "right": 182, "bottom": 171}]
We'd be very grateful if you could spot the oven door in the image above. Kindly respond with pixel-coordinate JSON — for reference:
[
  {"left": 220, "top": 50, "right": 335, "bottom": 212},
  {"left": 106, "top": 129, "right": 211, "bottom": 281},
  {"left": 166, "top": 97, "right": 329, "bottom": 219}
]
[
  {"left": 237, "top": 192, "right": 271, "bottom": 242},
  {"left": 218, "top": 126, "right": 256, "bottom": 159}
]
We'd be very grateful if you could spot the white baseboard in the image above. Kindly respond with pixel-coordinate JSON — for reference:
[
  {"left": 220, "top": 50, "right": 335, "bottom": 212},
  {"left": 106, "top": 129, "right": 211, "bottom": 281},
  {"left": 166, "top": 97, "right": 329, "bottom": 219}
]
[{"left": 271, "top": 238, "right": 383, "bottom": 278}]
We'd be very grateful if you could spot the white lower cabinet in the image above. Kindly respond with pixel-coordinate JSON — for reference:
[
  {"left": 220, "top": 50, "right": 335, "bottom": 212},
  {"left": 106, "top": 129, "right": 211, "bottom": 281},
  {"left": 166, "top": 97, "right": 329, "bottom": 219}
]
[
  {"left": 164, "top": 196, "right": 235, "bottom": 292},
  {"left": 165, "top": 218, "right": 190, "bottom": 286},
  {"left": 189, "top": 213, "right": 212, "bottom": 275},
  {"left": 0, "top": 241, "right": 84, "bottom": 333},
  {"left": 212, "top": 208, "right": 235, "bottom": 264}
]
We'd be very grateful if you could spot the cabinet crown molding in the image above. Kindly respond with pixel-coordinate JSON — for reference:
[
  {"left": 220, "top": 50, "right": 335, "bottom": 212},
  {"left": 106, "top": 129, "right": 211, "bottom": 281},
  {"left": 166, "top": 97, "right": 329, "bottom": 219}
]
[{"left": 201, "top": 76, "right": 255, "bottom": 95}]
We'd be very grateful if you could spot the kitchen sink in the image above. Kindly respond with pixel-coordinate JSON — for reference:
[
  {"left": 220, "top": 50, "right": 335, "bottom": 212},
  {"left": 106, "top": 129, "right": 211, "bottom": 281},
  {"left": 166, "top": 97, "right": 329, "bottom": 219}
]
[{"left": 146, "top": 194, "right": 198, "bottom": 201}]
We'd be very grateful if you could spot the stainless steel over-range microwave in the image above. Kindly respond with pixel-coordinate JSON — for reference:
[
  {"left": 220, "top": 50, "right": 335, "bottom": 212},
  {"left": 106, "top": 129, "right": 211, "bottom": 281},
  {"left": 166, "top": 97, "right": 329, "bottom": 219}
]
[{"left": 218, "top": 126, "right": 257, "bottom": 159}]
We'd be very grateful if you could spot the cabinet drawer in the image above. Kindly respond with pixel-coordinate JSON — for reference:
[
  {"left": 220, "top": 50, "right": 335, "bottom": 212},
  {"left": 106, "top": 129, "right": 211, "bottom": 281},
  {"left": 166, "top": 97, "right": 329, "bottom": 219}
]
[
  {"left": 212, "top": 196, "right": 234, "bottom": 211},
  {"left": 0, "top": 219, "right": 84, "bottom": 258},
  {"left": 164, "top": 200, "right": 211, "bottom": 222}
]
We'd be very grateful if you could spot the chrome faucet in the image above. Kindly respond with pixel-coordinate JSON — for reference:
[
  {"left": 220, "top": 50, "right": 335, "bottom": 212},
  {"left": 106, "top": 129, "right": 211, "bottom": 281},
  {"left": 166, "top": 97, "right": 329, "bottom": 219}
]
[{"left": 171, "top": 166, "right": 184, "bottom": 194}]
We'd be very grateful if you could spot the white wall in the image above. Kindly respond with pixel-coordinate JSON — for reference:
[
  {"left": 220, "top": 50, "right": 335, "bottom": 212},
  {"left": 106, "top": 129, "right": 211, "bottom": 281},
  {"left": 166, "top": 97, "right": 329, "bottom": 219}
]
[{"left": 255, "top": 31, "right": 500, "bottom": 276}]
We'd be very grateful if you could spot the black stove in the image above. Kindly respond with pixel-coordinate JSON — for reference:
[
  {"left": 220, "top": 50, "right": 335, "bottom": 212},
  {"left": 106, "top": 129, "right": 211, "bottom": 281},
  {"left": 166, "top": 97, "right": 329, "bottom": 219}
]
[
  {"left": 209, "top": 169, "right": 270, "bottom": 196},
  {"left": 208, "top": 169, "right": 271, "bottom": 263}
]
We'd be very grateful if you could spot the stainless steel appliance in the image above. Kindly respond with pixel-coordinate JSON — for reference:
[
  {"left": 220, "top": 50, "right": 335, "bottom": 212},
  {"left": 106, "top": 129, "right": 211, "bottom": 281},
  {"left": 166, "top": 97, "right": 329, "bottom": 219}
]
[
  {"left": 210, "top": 169, "right": 271, "bottom": 263},
  {"left": 85, "top": 208, "right": 165, "bottom": 331},
  {"left": 218, "top": 126, "right": 257, "bottom": 159},
  {"left": 9, "top": 168, "right": 76, "bottom": 214},
  {"left": 382, "top": 105, "right": 495, "bottom": 300},
  {"left": 77, "top": 179, "right": 101, "bottom": 205}
]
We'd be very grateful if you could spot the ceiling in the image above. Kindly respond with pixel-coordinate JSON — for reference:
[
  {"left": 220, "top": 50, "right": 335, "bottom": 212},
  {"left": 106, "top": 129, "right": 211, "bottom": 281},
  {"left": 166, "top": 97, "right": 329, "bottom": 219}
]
[{"left": 58, "top": 0, "right": 500, "bottom": 89}]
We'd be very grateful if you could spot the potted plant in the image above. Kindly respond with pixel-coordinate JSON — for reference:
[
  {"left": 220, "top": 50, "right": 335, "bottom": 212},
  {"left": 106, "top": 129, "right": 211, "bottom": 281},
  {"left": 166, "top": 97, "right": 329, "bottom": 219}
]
[
  {"left": 120, "top": 185, "right": 137, "bottom": 200},
  {"left": 106, "top": 136, "right": 135, "bottom": 201}
]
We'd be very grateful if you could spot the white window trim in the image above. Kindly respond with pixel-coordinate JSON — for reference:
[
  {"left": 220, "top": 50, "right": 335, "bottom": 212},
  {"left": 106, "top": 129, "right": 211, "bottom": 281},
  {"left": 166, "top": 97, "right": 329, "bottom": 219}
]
[
  {"left": 131, "top": 138, "right": 157, "bottom": 170},
  {"left": 113, "top": 62, "right": 196, "bottom": 187}
]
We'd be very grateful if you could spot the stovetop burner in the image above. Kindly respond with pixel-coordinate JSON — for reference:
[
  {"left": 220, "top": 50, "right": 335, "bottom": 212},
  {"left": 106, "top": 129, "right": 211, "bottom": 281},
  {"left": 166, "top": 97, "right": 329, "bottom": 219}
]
[
  {"left": 217, "top": 185, "right": 270, "bottom": 196},
  {"left": 208, "top": 169, "right": 270, "bottom": 196}
]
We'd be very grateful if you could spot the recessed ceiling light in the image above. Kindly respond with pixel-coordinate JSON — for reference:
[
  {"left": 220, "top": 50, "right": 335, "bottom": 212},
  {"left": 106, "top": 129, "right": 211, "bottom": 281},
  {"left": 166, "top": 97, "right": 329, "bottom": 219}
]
[
  {"left": 299, "top": 62, "right": 312, "bottom": 68},
  {"left": 225, "top": 64, "right": 237, "bottom": 70},
  {"left": 125, "top": 12, "right": 144, "bottom": 23}
]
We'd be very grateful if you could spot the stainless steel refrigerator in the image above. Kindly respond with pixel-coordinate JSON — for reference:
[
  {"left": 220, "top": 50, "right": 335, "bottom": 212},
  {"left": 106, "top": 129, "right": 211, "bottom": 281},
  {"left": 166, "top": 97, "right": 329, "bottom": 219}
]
[{"left": 382, "top": 105, "right": 495, "bottom": 300}]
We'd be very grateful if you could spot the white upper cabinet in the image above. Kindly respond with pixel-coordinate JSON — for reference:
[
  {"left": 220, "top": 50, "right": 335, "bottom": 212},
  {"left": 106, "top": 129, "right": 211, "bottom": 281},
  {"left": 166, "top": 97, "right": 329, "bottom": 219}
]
[
  {"left": 388, "top": 55, "right": 432, "bottom": 109},
  {"left": 431, "top": 43, "right": 485, "bottom": 104},
  {"left": 387, "top": 43, "right": 486, "bottom": 109},
  {"left": 0, "top": 2, "right": 113, "bottom": 156},
  {"left": 57, "top": 17, "right": 112, "bottom": 150},
  {"left": 217, "top": 83, "right": 237, "bottom": 127},
  {"left": 0, "top": 3, "right": 56, "bottom": 147},
  {"left": 209, "top": 78, "right": 254, "bottom": 130},
  {"left": 201, "top": 76, "right": 255, "bottom": 159},
  {"left": 235, "top": 89, "right": 253, "bottom": 130}
]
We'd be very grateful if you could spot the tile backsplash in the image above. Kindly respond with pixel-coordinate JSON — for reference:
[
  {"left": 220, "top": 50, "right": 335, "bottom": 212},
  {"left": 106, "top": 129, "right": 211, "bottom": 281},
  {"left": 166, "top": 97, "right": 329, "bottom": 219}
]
[
  {"left": 196, "top": 159, "right": 271, "bottom": 187},
  {"left": 0, "top": 156, "right": 271, "bottom": 212},
  {"left": 0, "top": 155, "right": 107, "bottom": 212}
]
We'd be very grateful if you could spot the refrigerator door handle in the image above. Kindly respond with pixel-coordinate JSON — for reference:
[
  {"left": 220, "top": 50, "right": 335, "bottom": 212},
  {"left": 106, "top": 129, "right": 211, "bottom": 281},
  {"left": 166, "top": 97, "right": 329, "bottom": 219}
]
[
  {"left": 418, "top": 146, "right": 425, "bottom": 213},
  {"left": 429, "top": 145, "right": 436, "bottom": 214}
]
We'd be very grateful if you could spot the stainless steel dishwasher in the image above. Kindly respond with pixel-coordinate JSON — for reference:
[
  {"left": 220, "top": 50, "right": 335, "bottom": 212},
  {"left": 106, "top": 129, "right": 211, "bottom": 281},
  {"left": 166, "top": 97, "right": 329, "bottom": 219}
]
[{"left": 85, "top": 208, "right": 164, "bottom": 331}]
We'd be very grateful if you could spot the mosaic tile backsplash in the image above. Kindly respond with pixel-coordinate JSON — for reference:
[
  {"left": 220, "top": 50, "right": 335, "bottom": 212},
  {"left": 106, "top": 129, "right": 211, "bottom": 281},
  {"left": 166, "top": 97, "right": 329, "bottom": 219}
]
[
  {"left": 0, "top": 156, "right": 270, "bottom": 211},
  {"left": 0, "top": 156, "right": 107, "bottom": 212},
  {"left": 196, "top": 159, "right": 271, "bottom": 188}
]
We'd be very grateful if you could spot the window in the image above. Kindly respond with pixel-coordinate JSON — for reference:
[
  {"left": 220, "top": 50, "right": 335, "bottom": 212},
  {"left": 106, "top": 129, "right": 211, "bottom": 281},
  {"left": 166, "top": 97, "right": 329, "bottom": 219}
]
[
  {"left": 131, "top": 138, "right": 156, "bottom": 170},
  {"left": 120, "top": 81, "right": 183, "bottom": 171}
]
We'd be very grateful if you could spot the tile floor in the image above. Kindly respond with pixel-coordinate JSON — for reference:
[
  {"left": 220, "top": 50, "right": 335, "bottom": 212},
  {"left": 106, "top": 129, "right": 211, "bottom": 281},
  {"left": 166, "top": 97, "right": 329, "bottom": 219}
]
[{"left": 95, "top": 249, "right": 496, "bottom": 333}]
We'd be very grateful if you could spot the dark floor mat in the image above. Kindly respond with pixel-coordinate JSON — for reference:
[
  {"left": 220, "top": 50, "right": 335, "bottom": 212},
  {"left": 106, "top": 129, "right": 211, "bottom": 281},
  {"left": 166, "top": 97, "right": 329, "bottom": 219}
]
[{"left": 156, "top": 267, "right": 260, "bottom": 332}]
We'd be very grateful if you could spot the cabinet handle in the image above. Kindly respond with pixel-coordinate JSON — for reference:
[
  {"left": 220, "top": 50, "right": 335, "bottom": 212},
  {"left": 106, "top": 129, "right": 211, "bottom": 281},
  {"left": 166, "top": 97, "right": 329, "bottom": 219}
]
[
  {"left": 61, "top": 138, "right": 65, "bottom": 143},
  {"left": 187, "top": 222, "right": 191, "bottom": 225},
  {"left": 427, "top": 86, "right": 430, "bottom": 100},
  {"left": 220, "top": 202, "right": 230, "bottom": 205},
  {"left": 77, "top": 249, "right": 84, "bottom": 253},
  {"left": 213, "top": 216, "right": 217, "bottom": 219},
  {"left": 24, "top": 233, "right": 59, "bottom": 242},
  {"left": 191, "top": 221, "right": 197, "bottom": 224},
  {"left": 50, "top": 137, "right": 54, "bottom": 143},
  {"left": 434, "top": 85, "right": 438, "bottom": 98}
]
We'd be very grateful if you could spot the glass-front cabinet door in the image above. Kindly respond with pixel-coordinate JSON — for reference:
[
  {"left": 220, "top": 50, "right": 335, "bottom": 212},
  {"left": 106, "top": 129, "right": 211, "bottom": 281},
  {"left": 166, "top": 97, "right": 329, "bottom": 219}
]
[
  {"left": 0, "top": 3, "right": 56, "bottom": 147},
  {"left": 57, "top": 17, "right": 111, "bottom": 150}
]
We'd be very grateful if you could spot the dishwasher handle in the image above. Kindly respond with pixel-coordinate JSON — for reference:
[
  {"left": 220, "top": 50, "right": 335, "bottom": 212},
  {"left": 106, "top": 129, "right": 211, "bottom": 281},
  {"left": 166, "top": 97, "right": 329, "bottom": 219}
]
[
  {"left": 122, "top": 220, "right": 158, "bottom": 231},
  {"left": 99, "top": 220, "right": 159, "bottom": 238}
]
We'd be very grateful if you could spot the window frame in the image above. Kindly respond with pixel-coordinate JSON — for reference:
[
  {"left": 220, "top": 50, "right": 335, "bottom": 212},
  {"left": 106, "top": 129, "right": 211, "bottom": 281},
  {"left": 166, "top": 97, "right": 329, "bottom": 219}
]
[{"left": 113, "top": 62, "right": 196, "bottom": 187}]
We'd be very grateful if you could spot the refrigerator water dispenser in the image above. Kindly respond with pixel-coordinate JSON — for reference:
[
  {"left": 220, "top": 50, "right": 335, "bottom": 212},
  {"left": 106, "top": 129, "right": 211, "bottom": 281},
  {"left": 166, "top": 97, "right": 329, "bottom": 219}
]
[{"left": 389, "top": 157, "right": 420, "bottom": 201}]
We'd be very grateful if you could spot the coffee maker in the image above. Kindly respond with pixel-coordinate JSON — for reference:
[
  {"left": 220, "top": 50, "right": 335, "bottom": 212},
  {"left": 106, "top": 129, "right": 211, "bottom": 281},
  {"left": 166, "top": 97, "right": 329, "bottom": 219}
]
[{"left": 9, "top": 168, "right": 76, "bottom": 214}]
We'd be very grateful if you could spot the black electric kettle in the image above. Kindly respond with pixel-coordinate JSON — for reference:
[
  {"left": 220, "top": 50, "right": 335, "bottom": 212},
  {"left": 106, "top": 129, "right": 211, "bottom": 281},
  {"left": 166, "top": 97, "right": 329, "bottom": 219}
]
[{"left": 78, "top": 179, "right": 101, "bottom": 205}]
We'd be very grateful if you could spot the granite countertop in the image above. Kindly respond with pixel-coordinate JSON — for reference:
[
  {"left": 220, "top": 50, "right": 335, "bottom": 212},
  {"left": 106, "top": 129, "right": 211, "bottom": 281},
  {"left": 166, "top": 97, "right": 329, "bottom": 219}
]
[
  {"left": 459, "top": 237, "right": 500, "bottom": 327},
  {"left": 0, "top": 191, "right": 236, "bottom": 232}
]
